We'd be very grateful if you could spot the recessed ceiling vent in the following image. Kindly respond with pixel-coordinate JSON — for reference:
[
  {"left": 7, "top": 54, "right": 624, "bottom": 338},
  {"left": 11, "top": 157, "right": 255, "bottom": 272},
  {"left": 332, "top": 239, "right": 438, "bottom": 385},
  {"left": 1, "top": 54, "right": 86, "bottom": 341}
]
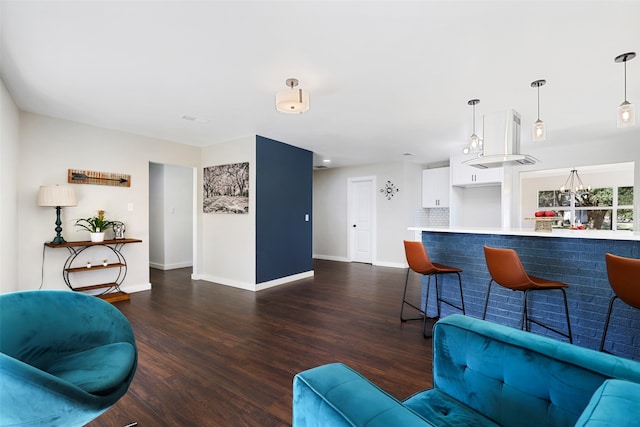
[{"left": 314, "top": 165, "right": 329, "bottom": 170}]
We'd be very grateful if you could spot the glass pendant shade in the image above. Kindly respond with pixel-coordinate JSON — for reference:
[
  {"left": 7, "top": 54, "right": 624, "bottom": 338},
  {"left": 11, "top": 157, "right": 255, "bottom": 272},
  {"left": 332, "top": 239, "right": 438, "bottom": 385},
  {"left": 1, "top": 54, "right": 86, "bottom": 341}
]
[
  {"left": 615, "top": 52, "right": 635, "bottom": 128},
  {"left": 469, "top": 133, "right": 480, "bottom": 152},
  {"left": 532, "top": 119, "right": 546, "bottom": 141},
  {"left": 531, "top": 79, "right": 546, "bottom": 141},
  {"left": 463, "top": 99, "right": 481, "bottom": 154},
  {"left": 617, "top": 100, "right": 635, "bottom": 128}
]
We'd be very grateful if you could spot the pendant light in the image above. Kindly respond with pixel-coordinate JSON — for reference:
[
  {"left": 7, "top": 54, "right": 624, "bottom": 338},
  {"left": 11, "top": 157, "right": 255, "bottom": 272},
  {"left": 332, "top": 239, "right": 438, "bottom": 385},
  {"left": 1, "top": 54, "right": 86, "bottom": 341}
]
[
  {"left": 463, "top": 99, "right": 481, "bottom": 154},
  {"left": 560, "top": 169, "right": 590, "bottom": 196},
  {"left": 615, "top": 52, "right": 635, "bottom": 128},
  {"left": 531, "top": 79, "right": 546, "bottom": 141},
  {"left": 275, "top": 78, "right": 310, "bottom": 114}
]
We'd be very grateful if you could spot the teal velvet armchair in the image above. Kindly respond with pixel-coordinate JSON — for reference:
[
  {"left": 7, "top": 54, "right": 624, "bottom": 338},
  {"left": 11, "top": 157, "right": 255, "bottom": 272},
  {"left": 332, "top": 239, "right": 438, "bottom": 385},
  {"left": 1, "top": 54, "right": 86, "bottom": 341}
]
[{"left": 0, "top": 290, "right": 137, "bottom": 427}]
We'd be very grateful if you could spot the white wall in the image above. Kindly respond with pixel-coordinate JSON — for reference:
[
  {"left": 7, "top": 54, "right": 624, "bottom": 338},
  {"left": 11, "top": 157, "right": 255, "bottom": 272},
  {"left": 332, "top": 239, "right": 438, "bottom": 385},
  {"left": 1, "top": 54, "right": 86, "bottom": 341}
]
[
  {"left": 162, "top": 163, "right": 194, "bottom": 269},
  {"left": 313, "top": 161, "right": 423, "bottom": 267},
  {"left": 0, "top": 79, "right": 20, "bottom": 293},
  {"left": 149, "top": 162, "right": 194, "bottom": 270},
  {"left": 149, "top": 162, "right": 165, "bottom": 267},
  {"left": 17, "top": 112, "right": 200, "bottom": 293},
  {"left": 195, "top": 136, "right": 257, "bottom": 288}
]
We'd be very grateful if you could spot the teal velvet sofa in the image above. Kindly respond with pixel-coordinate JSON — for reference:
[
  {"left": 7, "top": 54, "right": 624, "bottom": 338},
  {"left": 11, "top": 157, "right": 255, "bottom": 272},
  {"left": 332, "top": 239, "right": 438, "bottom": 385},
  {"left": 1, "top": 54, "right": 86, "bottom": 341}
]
[
  {"left": 293, "top": 314, "right": 640, "bottom": 427},
  {"left": 0, "top": 290, "right": 137, "bottom": 427}
]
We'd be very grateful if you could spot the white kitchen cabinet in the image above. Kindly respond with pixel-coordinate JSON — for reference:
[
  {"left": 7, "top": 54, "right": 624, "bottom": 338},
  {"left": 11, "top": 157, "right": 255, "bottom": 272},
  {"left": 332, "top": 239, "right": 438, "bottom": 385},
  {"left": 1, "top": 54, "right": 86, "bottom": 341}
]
[
  {"left": 450, "top": 154, "right": 503, "bottom": 187},
  {"left": 422, "top": 167, "right": 450, "bottom": 208}
]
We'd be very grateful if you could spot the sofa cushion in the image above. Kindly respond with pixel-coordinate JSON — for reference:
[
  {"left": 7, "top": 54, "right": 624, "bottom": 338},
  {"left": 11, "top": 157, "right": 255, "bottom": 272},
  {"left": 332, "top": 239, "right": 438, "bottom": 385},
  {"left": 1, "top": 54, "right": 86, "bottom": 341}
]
[
  {"left": 404, "top": 388, "right": 500, "bottom": 427},
  {"left": 293, "top": 363, "right": 433, "bottom": 427},
  {"left": 432, "top": 315, "right": 640, "bottom": 427},
  {"left": 44, "top": 342, "right": 136, "bottom": 394},
  {"left": 574, "top": 379, "right": 640, "bottom": 427}
]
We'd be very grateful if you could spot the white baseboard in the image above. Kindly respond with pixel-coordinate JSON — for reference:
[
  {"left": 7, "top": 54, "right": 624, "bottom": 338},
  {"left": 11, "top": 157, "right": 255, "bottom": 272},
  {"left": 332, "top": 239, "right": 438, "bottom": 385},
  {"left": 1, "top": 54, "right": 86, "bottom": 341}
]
[
  {"left": 313, "top": 254, "right": 350, "bottom": 262},
  {"left": 313, "top": 255, "right": 405, "bottom": 269},
  {"left": 192, "top": 270, "right": 314, "bottom": 292},
  {"left": 149, "top": 261, "right": 193, "bottom": 271},
  {"left": 121, "top": 282, "right": 152, "bottom": 293},
  {"left": 255, "top": 270, "right": 314, "bottom": 291},
  {"left": 374, "top": 261, "right": 406, "bottom": 269}
]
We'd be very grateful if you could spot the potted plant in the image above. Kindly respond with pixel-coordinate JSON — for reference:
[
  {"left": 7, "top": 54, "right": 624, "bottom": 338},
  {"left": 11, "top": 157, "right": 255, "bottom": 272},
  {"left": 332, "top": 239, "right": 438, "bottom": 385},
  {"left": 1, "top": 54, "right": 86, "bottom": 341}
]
[{"left": 75, "top": 210, "right": 115, "bottom": 242}]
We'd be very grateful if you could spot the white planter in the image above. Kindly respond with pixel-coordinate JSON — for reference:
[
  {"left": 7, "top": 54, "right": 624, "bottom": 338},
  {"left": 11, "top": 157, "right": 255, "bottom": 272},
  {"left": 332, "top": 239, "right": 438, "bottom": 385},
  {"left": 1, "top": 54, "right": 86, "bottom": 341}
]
[{"left": 90, "top": 232, "right": 105, "bottom": 242}]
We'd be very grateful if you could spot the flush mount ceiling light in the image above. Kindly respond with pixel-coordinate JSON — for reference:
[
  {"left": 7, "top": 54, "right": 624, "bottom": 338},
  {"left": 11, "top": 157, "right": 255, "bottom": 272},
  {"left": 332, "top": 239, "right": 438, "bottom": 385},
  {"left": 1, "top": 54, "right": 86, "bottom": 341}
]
[
  {"left": 275, "top": 78, "right": 310, "bottom": 114},
  {"left": 531, "top": 79, "right": 546, "bottom": 142},
  {"left": 615, "top": 51, "right": 636, "bottom": 128},
  {"left": 463, "top": 99, "right": 482, "bottom": 155}
]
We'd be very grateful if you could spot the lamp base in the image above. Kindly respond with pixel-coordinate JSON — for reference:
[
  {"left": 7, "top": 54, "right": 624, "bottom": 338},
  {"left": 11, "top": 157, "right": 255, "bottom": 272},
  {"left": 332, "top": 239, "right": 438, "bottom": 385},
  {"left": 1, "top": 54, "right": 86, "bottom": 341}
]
[
  {"left": 51, "top": 206, "right": 67, "bottom": 245},
  {"left": 50, "top": 235, "right": 67, "bottom": 245}
]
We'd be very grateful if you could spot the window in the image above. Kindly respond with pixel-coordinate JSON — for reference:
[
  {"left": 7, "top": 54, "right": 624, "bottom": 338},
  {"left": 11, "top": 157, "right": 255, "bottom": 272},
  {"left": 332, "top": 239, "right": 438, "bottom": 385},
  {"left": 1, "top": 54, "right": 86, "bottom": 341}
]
[{"left": 537, "top": 186, "right": 633, "bottom": 231}]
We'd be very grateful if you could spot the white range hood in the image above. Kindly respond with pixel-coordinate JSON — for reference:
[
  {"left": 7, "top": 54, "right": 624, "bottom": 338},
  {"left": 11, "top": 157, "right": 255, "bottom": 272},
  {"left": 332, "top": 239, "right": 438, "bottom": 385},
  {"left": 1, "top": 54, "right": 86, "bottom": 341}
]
[{"left": 464, "top": 109, "right": 537, "bottom": 169}]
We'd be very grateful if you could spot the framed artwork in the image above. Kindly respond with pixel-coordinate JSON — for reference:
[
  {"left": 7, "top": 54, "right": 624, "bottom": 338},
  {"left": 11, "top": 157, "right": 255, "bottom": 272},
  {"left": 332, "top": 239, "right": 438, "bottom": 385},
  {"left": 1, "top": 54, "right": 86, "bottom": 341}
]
[
  {"left": 68, "top": 169, "right": 131, "bottom": 187},
  {"left": 203, "top": 162, "right": 249, "bottom": 214}
]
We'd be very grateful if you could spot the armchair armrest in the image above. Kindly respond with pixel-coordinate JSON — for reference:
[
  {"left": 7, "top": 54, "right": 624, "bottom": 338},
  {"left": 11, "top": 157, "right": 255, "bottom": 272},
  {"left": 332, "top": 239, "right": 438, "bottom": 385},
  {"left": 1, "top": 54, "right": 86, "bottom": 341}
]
[
  {"left": 293, "top": 363, "right": 433, "bottom": 427},
  {"left": 575, "top": 379, "right": 640, "bottom": 426}
]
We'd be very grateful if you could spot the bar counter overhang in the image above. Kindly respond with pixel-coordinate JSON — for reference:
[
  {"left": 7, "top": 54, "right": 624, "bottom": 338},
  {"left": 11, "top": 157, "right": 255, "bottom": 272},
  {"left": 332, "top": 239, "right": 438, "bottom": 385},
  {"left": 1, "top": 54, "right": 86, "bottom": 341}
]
[{"left": 409, "top": 226, "right": 640, "bottom": 360}]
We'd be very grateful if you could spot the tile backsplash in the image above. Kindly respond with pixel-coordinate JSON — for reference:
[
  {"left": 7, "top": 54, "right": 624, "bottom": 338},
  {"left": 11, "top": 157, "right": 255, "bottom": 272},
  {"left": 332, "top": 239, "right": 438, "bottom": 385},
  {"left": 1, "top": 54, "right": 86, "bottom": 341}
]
[{"left": 415, "top": 207, "right": 449, "bottom": 227}]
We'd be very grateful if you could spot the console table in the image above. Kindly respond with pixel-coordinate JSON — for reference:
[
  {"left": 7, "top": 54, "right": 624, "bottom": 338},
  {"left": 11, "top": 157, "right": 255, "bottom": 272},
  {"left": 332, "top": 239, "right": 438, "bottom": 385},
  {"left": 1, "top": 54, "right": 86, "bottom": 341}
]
[{"left": 44, "top": 238, "right": 142, "bottom": 303}]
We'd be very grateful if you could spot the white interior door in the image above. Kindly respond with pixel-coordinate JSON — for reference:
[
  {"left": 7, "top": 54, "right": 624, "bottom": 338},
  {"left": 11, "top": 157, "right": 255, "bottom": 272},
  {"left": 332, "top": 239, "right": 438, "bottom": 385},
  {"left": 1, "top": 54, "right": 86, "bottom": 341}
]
[{"left": 348, "top": 176, "right": 376, "bottom": 264}]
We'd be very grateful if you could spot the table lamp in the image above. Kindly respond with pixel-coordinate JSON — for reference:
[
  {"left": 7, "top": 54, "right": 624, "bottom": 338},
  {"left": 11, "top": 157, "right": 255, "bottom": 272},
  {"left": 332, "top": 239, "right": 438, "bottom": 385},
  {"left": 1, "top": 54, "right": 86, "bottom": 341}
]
[{"left": 38, "top": 185, "right": 78, "bottom": 244}]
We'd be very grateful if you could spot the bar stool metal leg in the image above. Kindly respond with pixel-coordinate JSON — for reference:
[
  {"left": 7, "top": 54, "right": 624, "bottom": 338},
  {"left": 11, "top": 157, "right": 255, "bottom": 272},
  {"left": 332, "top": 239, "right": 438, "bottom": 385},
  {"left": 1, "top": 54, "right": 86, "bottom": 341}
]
[{"left": 599, "top": 295, "right": 618, "bottom": 352}]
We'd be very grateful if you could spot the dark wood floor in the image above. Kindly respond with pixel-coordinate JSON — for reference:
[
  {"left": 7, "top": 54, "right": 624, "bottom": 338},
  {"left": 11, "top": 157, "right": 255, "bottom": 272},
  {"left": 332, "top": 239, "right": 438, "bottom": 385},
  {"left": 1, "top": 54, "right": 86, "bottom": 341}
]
[{"left": 88, "top": 260, "right": 434, "bottom": 427}]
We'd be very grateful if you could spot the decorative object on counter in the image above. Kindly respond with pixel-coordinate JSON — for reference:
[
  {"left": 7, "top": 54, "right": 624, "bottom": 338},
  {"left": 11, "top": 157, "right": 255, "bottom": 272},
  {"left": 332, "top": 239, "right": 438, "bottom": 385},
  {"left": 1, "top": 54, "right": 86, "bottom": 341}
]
[
  {"left": 86, "top": 261, "right": 91, "bottom": 268},
  {"left": 531, "top": 79, "right": 546, "bottom": 141},
  {"left": 102, "top": 259, "right": 108, "bottom": 266},
  {"left": 203, "top": 162, "right": 249, "bottom": 214},
  {"left": 525, "top": 216, "right": 559, "bottom": 232},
  {"left": 379, "top": 180, "right": 399, "bottom": 200},
  {"left": 38, "top": 184, "right": 78, "bottom": 244},
  {"left": 462, "top": 99, "right": 482, "bottom": 155},
  {"left": 75, "top": 210, "right": 116, "bottom": 242},
  {"left": 275, "top": 78, "right": 310, "bottom": 114},
  {"left": 113, "top": 221, "right": 126, "bottom": 239},
  {"left": 68, "top": 169, "right": 131, "bottom": 187},
  {"left": 614, "top": 51, "right": 635, "bottom": 128}
]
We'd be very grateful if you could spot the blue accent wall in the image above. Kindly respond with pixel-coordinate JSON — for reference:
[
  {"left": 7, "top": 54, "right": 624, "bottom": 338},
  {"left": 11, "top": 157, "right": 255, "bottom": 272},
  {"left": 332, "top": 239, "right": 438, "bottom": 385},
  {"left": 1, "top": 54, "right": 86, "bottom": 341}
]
[
  {"left": 420, "top": 231, "right": 640, "bottom": 360},
  {"left": 256, "top": 135, "right": 313, "bottom": 283}
]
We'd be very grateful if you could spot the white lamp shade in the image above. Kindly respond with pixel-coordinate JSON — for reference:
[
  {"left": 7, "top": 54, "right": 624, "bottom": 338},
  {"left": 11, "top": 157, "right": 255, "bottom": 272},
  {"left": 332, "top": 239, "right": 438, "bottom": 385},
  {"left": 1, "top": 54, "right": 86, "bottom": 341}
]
[
  {"left": 275, "top": 88, "right": 310, "bottom": 114},
  {"left": 38, "top": 185, "right": 78, "bottom": 207},
  {"left": 617, "top": 101, "right": 635, "bottom": 128},
  {"left": 532, "top": 119, "right": 546, "bottom": 141}
]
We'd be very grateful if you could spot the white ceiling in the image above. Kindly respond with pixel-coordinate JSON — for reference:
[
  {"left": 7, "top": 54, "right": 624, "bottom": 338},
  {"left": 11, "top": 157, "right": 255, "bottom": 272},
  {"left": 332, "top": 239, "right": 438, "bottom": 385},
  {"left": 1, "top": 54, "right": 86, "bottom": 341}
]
[{"left": 1, "top": 1, "right": 639, "bottom": 168}]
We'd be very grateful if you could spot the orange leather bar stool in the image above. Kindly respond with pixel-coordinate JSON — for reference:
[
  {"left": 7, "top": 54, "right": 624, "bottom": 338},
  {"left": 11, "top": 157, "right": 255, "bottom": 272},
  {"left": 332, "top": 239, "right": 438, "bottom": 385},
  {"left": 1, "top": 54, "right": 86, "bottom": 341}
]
[
  {"left": 402, "top": 240, "right": 465, "bottom": 337},
  {"left": 482, "top": 246, "right": 572, "bottom": 343},
  {"left": 599, "top": 253, "right": 640, "bottom": 353}
]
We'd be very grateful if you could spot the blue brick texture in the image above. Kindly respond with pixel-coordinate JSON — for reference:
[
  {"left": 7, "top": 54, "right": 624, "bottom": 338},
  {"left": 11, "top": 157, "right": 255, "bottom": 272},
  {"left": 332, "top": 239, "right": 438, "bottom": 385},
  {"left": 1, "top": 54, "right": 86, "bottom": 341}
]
[{"left": 420, "top": 231, "right": 640, "bottom": 360}]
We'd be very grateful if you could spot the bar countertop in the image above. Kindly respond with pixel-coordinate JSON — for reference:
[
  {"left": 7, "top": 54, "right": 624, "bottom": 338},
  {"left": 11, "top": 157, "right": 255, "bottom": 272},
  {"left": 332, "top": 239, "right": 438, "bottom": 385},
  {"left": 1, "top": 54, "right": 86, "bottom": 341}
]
[{"left": 409, "top": 226, "right": 640, "bottom": 241}]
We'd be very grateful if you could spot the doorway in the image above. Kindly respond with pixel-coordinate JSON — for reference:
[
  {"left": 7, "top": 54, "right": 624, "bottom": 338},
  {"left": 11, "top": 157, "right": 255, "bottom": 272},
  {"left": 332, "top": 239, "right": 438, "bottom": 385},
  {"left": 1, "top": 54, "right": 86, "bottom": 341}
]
[
  {"left": 347, "top": 176, "right": 376, "bottom": 264},
  {"left": 149, "top": 162, "right": 196, "bottom": 272}
]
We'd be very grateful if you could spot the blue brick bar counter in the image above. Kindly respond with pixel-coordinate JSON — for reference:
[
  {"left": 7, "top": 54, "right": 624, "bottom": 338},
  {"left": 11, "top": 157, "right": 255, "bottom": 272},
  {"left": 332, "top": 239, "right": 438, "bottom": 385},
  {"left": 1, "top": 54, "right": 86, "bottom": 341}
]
[{"left": 410, "top": 227, "right": 640, "bottom": 360}]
